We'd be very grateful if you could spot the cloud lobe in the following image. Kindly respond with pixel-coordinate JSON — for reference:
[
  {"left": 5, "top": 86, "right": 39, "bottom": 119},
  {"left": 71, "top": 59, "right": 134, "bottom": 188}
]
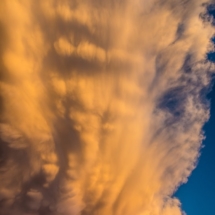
[{"left": 0, "top": 0, "right": 214, "bottom": 215}]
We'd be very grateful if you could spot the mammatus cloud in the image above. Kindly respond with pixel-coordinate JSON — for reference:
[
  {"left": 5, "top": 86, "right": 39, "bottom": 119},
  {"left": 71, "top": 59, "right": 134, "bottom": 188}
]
[{"left": 0, "top": 0, "right": 214, "bottom": 214}]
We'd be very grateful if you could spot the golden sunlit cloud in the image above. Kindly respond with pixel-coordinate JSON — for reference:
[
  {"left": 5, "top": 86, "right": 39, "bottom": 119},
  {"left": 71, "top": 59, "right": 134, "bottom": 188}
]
[{"left": 0, "top": 0, "right": 214, "bottom": 215}]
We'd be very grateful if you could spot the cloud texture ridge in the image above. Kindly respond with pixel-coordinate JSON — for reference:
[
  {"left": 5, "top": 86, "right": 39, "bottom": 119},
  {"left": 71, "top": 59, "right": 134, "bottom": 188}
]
[{"left": 0, "top": 0, "right": 214, "bottom": 214}]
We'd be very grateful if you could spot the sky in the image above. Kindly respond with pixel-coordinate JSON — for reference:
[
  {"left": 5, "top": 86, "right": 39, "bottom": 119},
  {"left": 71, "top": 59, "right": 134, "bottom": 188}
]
[
  {"left": 0, "top": 1, "right": 215, "bottom": 215},
  {"left": 174, "top": 6, "right": 215, "bottom": 215},
  {"left": 175, "top": 81, "right": 215, "bottom": 215}
]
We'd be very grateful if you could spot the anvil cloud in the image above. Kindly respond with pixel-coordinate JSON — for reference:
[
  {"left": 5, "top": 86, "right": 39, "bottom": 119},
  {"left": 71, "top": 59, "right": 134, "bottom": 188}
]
[{"left": 0, "top": 0, "right": 214, "bottom": 215}]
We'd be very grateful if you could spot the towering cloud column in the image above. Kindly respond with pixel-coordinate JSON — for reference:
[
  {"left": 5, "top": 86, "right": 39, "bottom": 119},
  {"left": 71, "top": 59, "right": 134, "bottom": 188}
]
[{"left": 0, "top": 0, "right": 214, "bottom": 215}]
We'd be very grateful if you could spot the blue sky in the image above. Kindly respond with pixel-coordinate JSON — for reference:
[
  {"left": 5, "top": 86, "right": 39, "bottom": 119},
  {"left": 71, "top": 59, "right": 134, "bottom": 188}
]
[
  {"left": 175, "top": 83, "right": 215, "bottom": 215},
  {"left": 175, "top": 7, "right": 215, "bottom": 213}
]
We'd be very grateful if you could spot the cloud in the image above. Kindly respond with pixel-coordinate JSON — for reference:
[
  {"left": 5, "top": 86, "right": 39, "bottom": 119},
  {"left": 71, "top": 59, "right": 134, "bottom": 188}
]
[{"left": 0, "top": 0, "right": 214, "bottom": 214}]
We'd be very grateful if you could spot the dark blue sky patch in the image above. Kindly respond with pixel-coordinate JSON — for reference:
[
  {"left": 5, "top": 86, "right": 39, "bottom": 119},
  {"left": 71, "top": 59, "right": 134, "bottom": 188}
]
[
  {"left": 158, "top": 87, "right": 186, "bottom": 118},
  {"left": 200, "top": 3, "right": 215, "bottom": 25},
  {"left": 175, "top": 80, "right": 215, "bottom": 215},
  {"left": 207, "top": 4, "right": 215, "bottom": 19},
  {"left": 207, "top": 52, "right": 215, "bottom": 62}
]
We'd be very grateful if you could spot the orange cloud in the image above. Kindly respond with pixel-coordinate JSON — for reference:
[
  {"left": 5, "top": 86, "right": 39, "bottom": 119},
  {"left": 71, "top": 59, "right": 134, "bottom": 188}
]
[{"left": 0, "top": 0, "right": 214, "bottom": 215}]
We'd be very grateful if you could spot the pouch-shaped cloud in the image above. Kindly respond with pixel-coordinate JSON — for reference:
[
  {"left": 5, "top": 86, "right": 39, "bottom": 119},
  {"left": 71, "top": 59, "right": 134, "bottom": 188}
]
[{"left": 0, "top": 0, "right": 214, "bottom": 215}]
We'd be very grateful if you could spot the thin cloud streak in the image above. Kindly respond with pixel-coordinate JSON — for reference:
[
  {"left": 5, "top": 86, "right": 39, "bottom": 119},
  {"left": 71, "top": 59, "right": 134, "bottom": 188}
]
[{"left": 0, "top": 0, "right": 214, "bottom": 215}]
